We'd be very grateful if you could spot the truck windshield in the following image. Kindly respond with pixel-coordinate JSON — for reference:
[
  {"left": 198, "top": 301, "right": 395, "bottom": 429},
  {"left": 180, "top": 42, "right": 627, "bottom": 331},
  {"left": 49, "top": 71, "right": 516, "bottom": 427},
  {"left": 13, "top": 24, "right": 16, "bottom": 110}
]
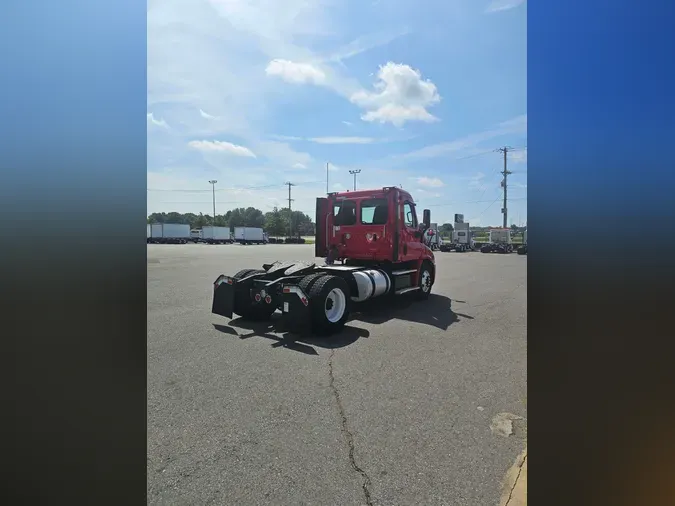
[
  {"left": 334, "top": 200, "right": 356, "bottom": 226},
  {"left": 360, "top": 198, "right": 389, "bottom": 225}
]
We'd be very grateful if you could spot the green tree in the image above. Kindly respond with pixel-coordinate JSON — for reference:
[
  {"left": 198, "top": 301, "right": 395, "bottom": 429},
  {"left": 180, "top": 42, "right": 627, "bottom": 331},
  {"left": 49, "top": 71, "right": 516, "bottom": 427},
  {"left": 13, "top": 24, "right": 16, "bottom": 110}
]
[
  {"left": 264, "top": 207, "right": 286, "bottom": 237},
  {"left": 439, "top": 223, "right": 454, "bottom": 238}
]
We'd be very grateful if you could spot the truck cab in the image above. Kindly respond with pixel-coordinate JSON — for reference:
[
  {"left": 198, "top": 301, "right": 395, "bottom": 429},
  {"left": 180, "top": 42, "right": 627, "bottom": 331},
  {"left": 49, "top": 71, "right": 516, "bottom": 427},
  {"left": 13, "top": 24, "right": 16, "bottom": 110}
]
[{"left": 314, "top": 187, "right": 433, "bottom": 265}]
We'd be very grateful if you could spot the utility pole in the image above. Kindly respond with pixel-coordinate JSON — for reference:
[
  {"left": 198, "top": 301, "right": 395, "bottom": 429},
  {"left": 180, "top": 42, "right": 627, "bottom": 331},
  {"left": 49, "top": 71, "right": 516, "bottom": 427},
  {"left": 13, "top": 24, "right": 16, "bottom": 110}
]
[
  {"left": 496, "top": 147, "right": 512, "bottom": 228},
  {"left": 349, "top": 169, "right": 361, "bottom": 191},
  {"left": 326, "top": 162, "right": 329, "bottom": 194},
  {"left": 285, "top": 181, "right": 295, "bottom": 238},
  {"left": 208, "top": 180, "right": 217, "bottom": 224}
]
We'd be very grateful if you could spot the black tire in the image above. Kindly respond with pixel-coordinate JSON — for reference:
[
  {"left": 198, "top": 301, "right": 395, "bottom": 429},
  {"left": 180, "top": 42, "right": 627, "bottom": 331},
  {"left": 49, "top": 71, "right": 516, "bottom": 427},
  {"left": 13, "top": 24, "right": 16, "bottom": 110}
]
[
  {"left": 232, "top": 269, "right": 276, "bottom": 320},
  {"left": 299, "top": 272, "right": 329, "bottom": 294},
  {"left": 415, "top": 261, "right": 434, "bottom": 300},
  {"left": 307, "top": 275, "right": 351, "bottom": 335}
]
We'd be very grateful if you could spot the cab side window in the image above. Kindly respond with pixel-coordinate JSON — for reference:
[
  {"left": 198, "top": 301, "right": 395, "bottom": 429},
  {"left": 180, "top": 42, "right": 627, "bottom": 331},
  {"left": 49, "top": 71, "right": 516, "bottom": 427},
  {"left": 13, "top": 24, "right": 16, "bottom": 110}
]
[
  {"left": 403, "top": 202, "right": 417, "bottom": 228},
  {"left": 334, "top": 200, "right": 356, "bottom": 226}
]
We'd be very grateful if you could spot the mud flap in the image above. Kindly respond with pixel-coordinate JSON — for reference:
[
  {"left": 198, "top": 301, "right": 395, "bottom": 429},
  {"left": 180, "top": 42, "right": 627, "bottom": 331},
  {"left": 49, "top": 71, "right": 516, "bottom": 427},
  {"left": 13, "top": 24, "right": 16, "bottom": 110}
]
[
  {"left": 277, "top": 285, "right": 311, "bottom": 334},
  {"left": 212, "top": 275, "right": 236, "bottom": 318}
]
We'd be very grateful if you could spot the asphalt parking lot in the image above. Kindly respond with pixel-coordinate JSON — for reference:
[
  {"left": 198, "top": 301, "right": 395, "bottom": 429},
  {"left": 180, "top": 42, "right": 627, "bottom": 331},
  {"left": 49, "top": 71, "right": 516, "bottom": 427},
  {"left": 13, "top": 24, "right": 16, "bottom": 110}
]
[{"left": 147, "top": 244, "right": 527, "bottom": 506}]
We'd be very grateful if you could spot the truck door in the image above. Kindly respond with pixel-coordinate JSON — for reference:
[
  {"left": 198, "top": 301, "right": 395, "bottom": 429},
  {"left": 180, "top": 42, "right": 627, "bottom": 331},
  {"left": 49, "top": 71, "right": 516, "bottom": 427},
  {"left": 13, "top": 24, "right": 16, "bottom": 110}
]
[
  {"left": 399, "top": 200, "right": 426, "bottom": 261},
  {"left": 315, "top": 197, "right": 330, "bottom": 257},
  {"left": 353, "top": 197, "right": 391, "bottom": 258}
]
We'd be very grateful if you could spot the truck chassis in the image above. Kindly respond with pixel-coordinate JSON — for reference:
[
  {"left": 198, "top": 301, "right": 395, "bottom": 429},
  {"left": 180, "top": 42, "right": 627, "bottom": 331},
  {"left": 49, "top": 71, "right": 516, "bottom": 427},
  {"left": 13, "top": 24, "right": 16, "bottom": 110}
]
[
  {"left": 440, "top": 242, "right": 473, "bottom": 253},
  {"left": 212, "top": 259, "right": 434, "bottom": 335},
  {"left": 480, "top": 243, "right": 513, "bottom": 254}
]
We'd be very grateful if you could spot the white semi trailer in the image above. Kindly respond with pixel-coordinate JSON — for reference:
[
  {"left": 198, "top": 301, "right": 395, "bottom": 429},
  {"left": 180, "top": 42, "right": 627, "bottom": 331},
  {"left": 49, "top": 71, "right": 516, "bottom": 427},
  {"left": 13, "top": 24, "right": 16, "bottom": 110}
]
[
  {"left": 234, "top": 227, "right": 266, "bottom": 245},
  {"left": 148, "top": 223, "right": 190, "bottom": 244},
  {"left": 202, "top": 226, "right": 232, "bottom": 244}
]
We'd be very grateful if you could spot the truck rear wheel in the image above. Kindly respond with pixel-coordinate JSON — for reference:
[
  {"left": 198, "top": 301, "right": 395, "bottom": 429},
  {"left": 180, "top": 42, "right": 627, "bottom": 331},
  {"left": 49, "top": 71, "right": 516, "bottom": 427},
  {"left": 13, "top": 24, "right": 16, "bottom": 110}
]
[
  {"left": 232, "top": 269, "right": 276, "bottom": 320},
  {"left": 299, "top": 272, "right": 328, "bottom": 294},
  {"left": 307, "top": 275, "right": 351, "bottom": 335}
]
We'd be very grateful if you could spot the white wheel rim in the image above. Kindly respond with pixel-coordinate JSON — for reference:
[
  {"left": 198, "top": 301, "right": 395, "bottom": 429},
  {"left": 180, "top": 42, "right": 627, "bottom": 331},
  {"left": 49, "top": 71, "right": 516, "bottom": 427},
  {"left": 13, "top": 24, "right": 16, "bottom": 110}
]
[
  {"left": 420, "top": 270, "right": 431, "bottom": 293},
  {"left": 324, "top": 288, "right": 347, "bottom": 323}
]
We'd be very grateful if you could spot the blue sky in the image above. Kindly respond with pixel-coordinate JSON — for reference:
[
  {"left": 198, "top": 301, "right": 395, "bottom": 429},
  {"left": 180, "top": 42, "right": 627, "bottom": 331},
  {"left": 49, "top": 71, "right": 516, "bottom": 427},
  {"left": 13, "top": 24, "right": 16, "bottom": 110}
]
[{"left": 148, "top": 0, "right": 527, "bottom": 226}]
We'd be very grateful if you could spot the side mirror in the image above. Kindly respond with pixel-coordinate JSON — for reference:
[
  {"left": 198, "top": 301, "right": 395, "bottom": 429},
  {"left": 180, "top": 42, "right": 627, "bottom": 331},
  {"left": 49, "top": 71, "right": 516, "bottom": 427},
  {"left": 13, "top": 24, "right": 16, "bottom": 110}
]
[{"left": 423, "top": 209, "right": 431, "bottom": 228}]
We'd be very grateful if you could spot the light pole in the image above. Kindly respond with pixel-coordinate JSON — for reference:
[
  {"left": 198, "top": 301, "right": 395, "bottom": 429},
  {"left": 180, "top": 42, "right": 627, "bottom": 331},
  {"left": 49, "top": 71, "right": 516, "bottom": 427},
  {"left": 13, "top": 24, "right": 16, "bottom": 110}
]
[
  {"left": 208, "top": 180, "right": 217, "bottom": 224},
  {"left": 349, "top": 169, "right": 361, "bottom": 191}
]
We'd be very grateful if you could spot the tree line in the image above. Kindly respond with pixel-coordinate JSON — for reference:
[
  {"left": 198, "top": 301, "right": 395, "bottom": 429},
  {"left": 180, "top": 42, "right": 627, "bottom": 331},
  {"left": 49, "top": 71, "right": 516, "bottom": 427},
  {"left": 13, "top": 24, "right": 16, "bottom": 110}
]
[
  {"left": 147, "top": 207, "right": 315, "bottom": 237},
  {"left": 147, "top": 209, "right": 524, "bottom": 239}
]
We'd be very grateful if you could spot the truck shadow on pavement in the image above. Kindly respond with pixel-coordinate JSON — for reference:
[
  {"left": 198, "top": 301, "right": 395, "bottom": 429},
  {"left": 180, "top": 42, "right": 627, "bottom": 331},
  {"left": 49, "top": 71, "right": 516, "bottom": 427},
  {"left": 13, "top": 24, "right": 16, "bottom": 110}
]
[
  {"left": 213, "top": 294, "right": 472, "bottom": 355},
  {"left": 350, "top": 293, "right": 473, "bottom": 330},
  {"left": 213, "top": 320, "right": 369, "bottom": 355}
]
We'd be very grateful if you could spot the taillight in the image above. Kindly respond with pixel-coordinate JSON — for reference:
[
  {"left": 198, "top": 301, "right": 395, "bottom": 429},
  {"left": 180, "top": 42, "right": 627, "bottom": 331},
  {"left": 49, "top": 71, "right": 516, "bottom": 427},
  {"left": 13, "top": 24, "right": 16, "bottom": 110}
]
[
  {"left": 283, "top": 287, "right": 291, "bottom": 293},
  {"left": 254, "top": 293, "right": 262, "bottom": 302},
  {"left": 264, "top": 295, "right": 272, "bottom": 304},
  {"left": 300, "top": 297, "right": 308, "bottom": 306}
]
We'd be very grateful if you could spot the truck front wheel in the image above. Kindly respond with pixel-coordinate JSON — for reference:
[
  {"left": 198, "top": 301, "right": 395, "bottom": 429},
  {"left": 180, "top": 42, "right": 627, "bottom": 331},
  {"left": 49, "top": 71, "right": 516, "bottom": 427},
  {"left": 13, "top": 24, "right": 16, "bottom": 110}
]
[
  {"left": 308, "top": 275, "right": 351, "bottom": 335},
  {"left": 416, "top": 261, "right": 434, "bottom": 300}
]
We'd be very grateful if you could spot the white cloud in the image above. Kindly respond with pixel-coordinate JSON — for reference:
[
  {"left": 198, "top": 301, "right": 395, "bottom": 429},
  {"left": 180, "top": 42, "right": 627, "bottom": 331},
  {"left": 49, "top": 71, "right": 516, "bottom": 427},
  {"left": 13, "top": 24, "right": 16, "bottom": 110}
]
[
  {"left": 350, "top": 62, "right": 441, "bottom": 127},
  {"left": 265, "top": 59, "right": 326, "bottom": 85},
  {"left": 342, "top": 121, "right": 353, "bottom": 126},
  {"left": 485, "top": 0, "right": 526, "bottom": 14},
  {"left": 252, "top": 140, "right": 313, "bottom": 168},
  {"left": 147, "top": 112, "right": 169, "bottom": 129},
  {"left": 199, "top": 108, "right": 218, "bottom": 120},
  {"left": 324, "top": 29, "right": 410, "bottom": 64},
  {"left": 271, "top": 135, "right": 382, "bottom": 144},
  {"left": 402, "top": 114, "right": 527, "bottom": 159},
  {"left": 309, "top": 136, "right": 376, "bottom": 144},
  {"left": 292, "top": 163, "right": 307, "bottom": 169},
  {"left": 416, "top": 176, "right": 445, "bottom": 188},
  {"left": 416, "top": 188, "right": 442, "bottom": 198},
  {"left": 188, "top": 140, "right": 257, "bottom": 158}
]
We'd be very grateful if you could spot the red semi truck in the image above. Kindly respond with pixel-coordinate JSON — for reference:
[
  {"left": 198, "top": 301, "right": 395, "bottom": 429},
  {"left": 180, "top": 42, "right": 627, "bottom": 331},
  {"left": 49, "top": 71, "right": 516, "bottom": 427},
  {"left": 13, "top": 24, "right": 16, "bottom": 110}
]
[{"left": 212, "top": 187, "right": 436, "bottom": 335}]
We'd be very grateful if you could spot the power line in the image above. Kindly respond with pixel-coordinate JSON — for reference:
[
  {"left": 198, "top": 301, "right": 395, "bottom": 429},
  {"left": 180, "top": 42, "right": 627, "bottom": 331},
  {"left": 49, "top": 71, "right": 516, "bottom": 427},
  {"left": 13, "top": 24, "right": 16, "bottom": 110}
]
[
  {"left": 425, "top": 197, "right": 527, "bottom": 208},
  {"left": 147, "top": 180, "right": 325, "bottom": 193},
  {"left": 479, "top": 195, "right": 502, "bottom": 216}
]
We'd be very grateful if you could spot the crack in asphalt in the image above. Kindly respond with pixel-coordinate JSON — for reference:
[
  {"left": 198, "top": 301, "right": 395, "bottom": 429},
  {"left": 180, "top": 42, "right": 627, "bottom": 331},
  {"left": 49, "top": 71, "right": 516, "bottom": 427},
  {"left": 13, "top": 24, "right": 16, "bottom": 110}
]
[
  {"left": 505, "top": 453, "right": 526, "bottom": 506},
  {"left": 328, "top": 349, "right": 374, "bottom": 506}
]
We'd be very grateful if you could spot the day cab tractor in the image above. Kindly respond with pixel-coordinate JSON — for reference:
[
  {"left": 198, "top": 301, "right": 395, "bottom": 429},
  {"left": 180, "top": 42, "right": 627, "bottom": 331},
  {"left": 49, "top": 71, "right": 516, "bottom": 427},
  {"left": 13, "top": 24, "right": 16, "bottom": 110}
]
[
  {"left": 212, "top": 187, "right": 436, "bottom": 335},
  {"left": 480, "top": 228, "right": 514, "bottom": 254}
]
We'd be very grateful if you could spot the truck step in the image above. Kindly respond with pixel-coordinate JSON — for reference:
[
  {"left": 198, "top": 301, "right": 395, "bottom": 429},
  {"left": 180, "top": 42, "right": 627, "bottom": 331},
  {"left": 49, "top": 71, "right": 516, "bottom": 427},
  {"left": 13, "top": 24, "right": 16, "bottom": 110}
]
[
  {"left": 395, "top": 286, "right": 420, "bottom": 295},
  {"left": 391, "top": 269, "right": 416, "bottom": 276}
]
